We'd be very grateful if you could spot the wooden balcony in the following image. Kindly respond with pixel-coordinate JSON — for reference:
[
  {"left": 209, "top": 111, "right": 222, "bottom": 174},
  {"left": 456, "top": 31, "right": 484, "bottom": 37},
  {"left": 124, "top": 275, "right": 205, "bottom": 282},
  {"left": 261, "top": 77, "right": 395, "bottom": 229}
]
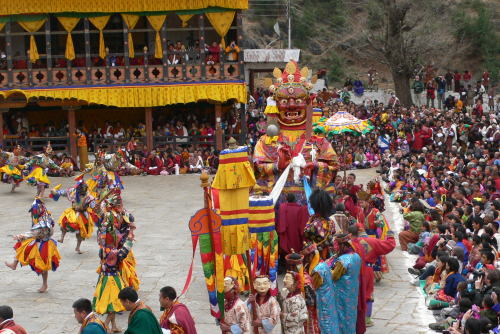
[{"left": 0, "top": 50, "right": 244, "bottom": 89}]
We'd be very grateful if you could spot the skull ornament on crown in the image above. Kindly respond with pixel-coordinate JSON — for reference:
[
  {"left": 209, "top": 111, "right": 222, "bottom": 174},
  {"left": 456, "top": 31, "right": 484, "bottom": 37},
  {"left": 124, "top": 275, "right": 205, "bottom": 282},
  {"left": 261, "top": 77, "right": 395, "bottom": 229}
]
[{"left": 268, "top": 61, "right": 314, "bottom": 129}]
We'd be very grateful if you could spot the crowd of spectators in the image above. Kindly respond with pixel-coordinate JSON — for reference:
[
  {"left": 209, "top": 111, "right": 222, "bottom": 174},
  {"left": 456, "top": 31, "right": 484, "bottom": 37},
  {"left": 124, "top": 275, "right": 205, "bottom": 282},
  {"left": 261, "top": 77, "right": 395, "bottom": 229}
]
[
  {"left": 1, "top": 38, "right": 241, "bottom": 70},
  {"left": 366, "top": 94, "right": 499, "bottom": 332}
]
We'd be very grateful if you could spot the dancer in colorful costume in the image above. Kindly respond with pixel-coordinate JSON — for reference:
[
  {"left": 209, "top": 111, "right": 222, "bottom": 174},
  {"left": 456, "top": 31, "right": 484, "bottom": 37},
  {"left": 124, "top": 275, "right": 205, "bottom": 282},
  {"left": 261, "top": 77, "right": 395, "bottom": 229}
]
[
  {"left": 100, "top": 188, "right": 140, "bottom": 291},
  {"left": 219, "top": 276, "right": 251, "bottom": 334},
  {"left": 329, "top": 234, "right": 362, "bottom": 334},
  {"left": 5, "top": 198, "right": 61, "bottom": 293},
  {"left": 0, "top": 145, "right": 26, "bottom": 192},
  {"left": 253, "top": 61, "right": 338, "bottom": 204},
  {"left": 51, "top": 175, "right": 98, "bottom": 253},
  {"left": 86, "top": 147, "right": 140, "bottom": 194},
  {"left": 349, "top": 225, "right": 396, "bottom": 330},
  {"left": 358, "top": 190, "right": 391, "bottom": 277},
  {"left": 93, "top": 189, "right": 135, "bottom": 333},
  {"left": 300, "top": 243, "right": 321, "bottom": 334},
  {"left": 307, "top": 234, "right": 361, "bottom": 334},
  {"left": 282, "top": 271, "right": 308, "bottom": 334},
  {"left": 303, "top": 189, "right": 335, "bottom": 260},
  {"left": 247, "top": 275, "right": 281, "bottom": 334},
  {"left": 24, "top": 143, "right": 62, "bottom": 197}
]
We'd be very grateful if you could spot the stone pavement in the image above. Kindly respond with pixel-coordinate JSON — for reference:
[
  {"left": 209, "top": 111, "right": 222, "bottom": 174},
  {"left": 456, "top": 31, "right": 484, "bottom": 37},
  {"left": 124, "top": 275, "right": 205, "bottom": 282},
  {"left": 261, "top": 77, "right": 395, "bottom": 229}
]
[{"left": 0, "top": 169, "right": 435, "bottom": 333}]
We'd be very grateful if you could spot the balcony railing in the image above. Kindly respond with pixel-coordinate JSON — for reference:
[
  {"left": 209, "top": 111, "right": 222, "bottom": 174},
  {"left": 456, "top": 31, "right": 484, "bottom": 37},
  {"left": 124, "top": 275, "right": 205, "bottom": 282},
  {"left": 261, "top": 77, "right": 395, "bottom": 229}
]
[
  {"left": 2, "top": 133, "right": 246, "bottom": 154},
  {"left": 0, "top": 49, "right": 243, "bottom": 89}
]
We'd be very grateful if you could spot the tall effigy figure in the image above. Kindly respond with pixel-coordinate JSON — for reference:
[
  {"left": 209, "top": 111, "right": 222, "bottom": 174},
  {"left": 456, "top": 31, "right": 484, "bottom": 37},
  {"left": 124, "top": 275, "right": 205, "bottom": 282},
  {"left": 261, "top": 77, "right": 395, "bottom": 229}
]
[{"left": 253, "top": 61, "right": 339, "bottom": 204}]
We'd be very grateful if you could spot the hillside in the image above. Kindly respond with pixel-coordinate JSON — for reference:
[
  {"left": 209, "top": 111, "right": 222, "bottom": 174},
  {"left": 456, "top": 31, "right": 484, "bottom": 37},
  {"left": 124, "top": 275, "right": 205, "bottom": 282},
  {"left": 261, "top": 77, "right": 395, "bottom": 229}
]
[{"left": 243, "top": 0, "right": 500, "bottom": 89}]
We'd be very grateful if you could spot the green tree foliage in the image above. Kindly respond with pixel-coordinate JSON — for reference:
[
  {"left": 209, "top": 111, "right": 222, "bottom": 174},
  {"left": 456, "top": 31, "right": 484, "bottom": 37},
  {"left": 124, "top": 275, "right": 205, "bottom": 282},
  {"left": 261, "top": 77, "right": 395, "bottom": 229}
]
[
  {"left": 291, "top": 0, "right": 348, "bottom": 81},
  {"left": 454, "top": 0, "right": 500, "bottom": 81}
]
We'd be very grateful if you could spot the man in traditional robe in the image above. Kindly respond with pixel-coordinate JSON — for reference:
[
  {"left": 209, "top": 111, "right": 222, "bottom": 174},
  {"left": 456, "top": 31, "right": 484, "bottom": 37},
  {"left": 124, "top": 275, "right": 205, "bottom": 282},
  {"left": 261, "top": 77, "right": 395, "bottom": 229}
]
[
  {"left": 72, "top": 298, "right": 107, "bottom": 334},
  {"left": 159, "top": 286, "right": 197, "bottom": 334},
  {"left": 0, "top": 306, "right": 26, "bottom": 334},
  {"left": 278, "top": 193, "right": 309, "bottom": 255},
  {"left": 118, "top": 287, "right": 162, "bottom": 334}
]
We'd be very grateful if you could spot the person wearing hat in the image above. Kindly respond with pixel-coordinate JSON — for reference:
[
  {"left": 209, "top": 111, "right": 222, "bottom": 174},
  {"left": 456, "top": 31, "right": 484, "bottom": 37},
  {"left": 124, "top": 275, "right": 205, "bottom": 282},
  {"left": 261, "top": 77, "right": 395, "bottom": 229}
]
[
  {"left": 23, "top": 142, "right": 63, "bottom": 198},
  {"left": 0, "top": 145, "right": 26, "bottom": 193},
  {"left": 50, "top": 174, "right": 98, "bottom": 254}
]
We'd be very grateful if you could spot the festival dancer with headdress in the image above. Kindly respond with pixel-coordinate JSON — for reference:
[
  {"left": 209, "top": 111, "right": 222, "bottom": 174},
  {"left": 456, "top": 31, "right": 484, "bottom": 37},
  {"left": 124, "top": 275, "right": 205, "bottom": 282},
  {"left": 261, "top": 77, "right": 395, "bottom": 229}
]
[
  {"left": 300, "top": 243, "right": 321, "bottom": 334},
  {"left": 24, "top": 142, "right": 62, "bottom": 197},
  {"left": 92, "top": 189, "right": 135, "bottom": 333},
  {"left": 303, "top": 189, "right": 335, "bottom": 260},
  {"left": 51, "top": 174, "right": 98, "bottom": 254},
  {"left": 349, "top": 224, "right": 395, "bottom": 330},
  {"left": 328, "top": 234, "right": 362, "bottom": 334},
  {"left": 5, "top": 198, "right": 61, "bottom": 293},
  {"left": 98, "top": 188, "right": 140, "bottom": 291},
  {"left": 0, "top": 145, "right": 26, "bottom": 192},
  {"left": 304, "top": 234, "right": 362, "bottom": 334},
  {"left": 86, "top": 147, "right": 140, "bottom": 195},
  {"left": 252, "top": 60, "right": 338, "bottom": 203}
]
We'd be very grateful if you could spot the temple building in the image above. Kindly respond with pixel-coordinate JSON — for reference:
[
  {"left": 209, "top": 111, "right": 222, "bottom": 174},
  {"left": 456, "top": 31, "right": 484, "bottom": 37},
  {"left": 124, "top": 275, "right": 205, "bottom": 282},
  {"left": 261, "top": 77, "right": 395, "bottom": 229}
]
[{"left": 0, "top": 0, "right": 248, "bottom": 157}]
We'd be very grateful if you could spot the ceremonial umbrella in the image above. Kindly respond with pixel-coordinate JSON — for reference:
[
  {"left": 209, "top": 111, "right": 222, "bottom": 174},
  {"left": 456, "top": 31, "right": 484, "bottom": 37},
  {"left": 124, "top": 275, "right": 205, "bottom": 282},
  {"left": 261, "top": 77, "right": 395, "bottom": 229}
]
[
  {"left": 313, "top": 110, "right": 374, "bottom": 137},
  {"left": 313, "top": 109, "right": 374, "bottom": 180}
]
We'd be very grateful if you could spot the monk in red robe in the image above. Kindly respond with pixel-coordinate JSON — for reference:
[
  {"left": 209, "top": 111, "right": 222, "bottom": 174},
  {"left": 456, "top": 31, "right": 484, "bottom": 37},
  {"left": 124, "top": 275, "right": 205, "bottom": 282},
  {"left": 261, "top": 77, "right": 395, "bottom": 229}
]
[
  {"left": 159, "top": 286, "right": 197, "bottom": 334},
  {"left": 277, "top": 193, "right": 309, "bottom": 254}
]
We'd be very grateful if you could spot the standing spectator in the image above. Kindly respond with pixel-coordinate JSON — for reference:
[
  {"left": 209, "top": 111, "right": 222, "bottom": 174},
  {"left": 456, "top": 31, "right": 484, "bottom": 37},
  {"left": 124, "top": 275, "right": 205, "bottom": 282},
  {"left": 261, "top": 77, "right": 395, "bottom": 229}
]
[
  {"left": 206, "top": 42, "right": 221, "bottom": 64},
  {"left": 445, "top": 70, "right": 454, "bottom": 92},
  {"left": 0, "top": 306, "right": 27, "bottom": 334},
  {"left": 435, "top": 76, "right": 446, "bottom": 110},
  {"left": 412, "top": 75, "right": 425, "bottom": 107},
  {"left": 453, "top": 70, "right": 461, "bottom": 92},
  {"left": 482, "top": 71, "right": 490, "bottom": 91},
  {"left": 225, "top": 40, "right": 240, "bottom": 61},
  {"left": 474, "top": 80, "right": 486, "bottom": 104},
  {"left": 463, "top": 70, "right": 472, "bottom": 89},
  {"left": 118, "top": 287, "right": 162, "bottom": 334},
  {"left": 426, "top": 80, "right": 436, "bottom": 108}
]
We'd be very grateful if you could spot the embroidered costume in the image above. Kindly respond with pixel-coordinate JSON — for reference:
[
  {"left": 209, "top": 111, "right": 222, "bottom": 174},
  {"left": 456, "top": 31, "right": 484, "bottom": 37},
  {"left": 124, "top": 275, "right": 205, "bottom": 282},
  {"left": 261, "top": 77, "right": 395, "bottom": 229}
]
[
  {"left": 12, "top": 198, "right": 61, "bottom": 275},
  {"left": 0, "top": 146, "right": 26, "bottom": 191},
  {"left": 52, "top": 176, "right": 98, "bottom": 240}
]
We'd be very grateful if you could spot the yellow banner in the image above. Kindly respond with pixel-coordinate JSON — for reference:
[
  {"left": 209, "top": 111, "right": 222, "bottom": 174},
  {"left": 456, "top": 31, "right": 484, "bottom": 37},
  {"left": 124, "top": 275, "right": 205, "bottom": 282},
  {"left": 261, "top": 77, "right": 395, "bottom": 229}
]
[
  {"left": 0, "top": 82, "right": 247, "bottom": 108},
  {"left": 0, "top": 0, "right": 248, "bottom": 15}
]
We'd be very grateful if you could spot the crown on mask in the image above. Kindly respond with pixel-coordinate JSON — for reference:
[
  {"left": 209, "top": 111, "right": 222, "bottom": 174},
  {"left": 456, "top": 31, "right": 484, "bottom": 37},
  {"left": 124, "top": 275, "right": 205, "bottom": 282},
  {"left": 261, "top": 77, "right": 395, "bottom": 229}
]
[{"left": 269, "top": 61, "right": 313, "bottom": 94}]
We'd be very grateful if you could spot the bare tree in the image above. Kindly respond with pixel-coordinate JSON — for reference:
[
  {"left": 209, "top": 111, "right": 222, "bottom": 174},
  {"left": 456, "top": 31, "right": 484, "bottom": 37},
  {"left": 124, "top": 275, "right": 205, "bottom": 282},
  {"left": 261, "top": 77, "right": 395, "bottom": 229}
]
[{"left": 361, "top": 0, "right": 454, "bottom": 106}]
